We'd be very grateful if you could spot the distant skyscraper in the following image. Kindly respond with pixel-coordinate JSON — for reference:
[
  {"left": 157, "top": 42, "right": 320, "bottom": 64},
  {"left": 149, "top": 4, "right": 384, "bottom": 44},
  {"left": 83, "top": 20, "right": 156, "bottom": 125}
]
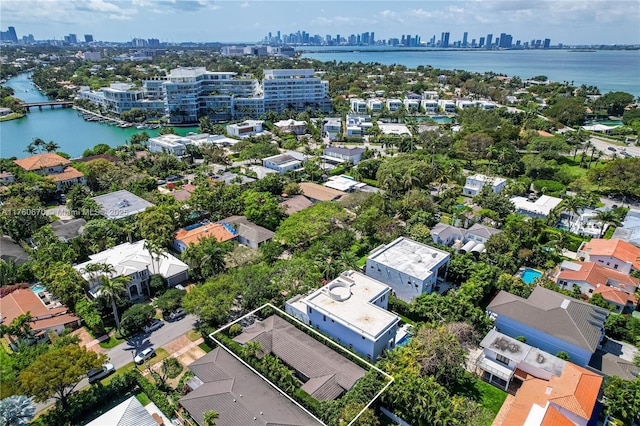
[
  {"left": 370, "top": 32, "right": 375, "bottom": 44},
  {"left": 543, "top": 38, "right": 551, "bottom": 49},
  {"left": 486, "top": 34, "right": 493, "bottom": 48},
  {"left": 462, "top": 32, "right": 468, "bottom": 47},
  {"left": 84, "top": 34, "right": 93, "bottom": 43},
  {"left": 0, "top": 26, "right": 18, "bottom": 43},
  {"left": 479, "top": 36, "right": 485, "bottom": 48},
  {"left": 441, "top": 32, "right": 450, "bottom": 48},
  {"left": 498, "top": 33, "right": 512, "bottom": 48}
]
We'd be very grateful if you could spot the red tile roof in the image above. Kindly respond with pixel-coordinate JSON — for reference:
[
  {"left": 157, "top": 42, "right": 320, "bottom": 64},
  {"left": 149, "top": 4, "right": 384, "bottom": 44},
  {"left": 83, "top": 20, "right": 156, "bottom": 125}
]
[
  {"left": 502, "top": 363, "right": 602, "bottom": 425},
  {"left": 51, "top": 166, "right": 84, "bottom": 182},
  {"left": 557, "top": 262, "right": 638, "bottom": 290},
  {"left": 0, "top": 288, "right": 78, "bottom": 332},
  {"left": 580, "top": 239, "right": 640, "bottom": 269},
  {"left": 593, "top": 285, "right": 638, "bottom": 307},
  {"left": 14, "top": 153, "right": 70, "bottom": 171},
  {"left": 174, "top": 223, "right": 237, "bottom": 247}
]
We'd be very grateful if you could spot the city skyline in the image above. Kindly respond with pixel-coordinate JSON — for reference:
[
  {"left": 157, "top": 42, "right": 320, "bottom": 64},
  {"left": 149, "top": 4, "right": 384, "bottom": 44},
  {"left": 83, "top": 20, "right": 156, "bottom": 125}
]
[{"left": 1, "top": 0, "right": 639, "bottom": 45}]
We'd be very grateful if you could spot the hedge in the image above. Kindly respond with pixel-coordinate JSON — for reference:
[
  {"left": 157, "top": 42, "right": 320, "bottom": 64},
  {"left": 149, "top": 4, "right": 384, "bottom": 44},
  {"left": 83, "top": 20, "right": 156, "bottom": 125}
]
[{"left": 134, "top": 371, "right": 177, "bottom": 417}]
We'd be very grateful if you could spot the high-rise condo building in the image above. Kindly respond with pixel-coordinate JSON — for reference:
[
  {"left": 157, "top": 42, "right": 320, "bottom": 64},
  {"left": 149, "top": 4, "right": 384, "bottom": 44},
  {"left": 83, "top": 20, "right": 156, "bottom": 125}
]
[
  {"left": 462, "top": 32, "right": 468, "bottom": 47},
  {"left": 486, "top": 33, "right": 493, "bottom": 48},
  {"left": 84, "top": 34, "right": 93, "bottom": 43}
]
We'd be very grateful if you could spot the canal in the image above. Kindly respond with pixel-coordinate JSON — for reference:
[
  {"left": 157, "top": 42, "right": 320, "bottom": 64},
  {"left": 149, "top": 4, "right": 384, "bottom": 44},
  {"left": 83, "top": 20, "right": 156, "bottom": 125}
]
[{"left": 0, "top": 73, "right": 197, "bottom": 159}]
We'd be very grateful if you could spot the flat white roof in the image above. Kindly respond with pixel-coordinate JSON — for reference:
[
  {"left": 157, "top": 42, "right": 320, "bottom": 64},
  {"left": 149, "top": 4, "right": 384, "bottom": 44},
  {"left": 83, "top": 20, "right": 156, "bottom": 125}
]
[
  {"left": 303, "top": 271, "right": 399, "bottom": 339},
  {"left": 511, "top": 195, "right": 563, "bottom": 216},
  {"left": 368, "top": 237, "right": 450, "bottom": 280},
  {"left": 466, "top": 174, "right": 507, "bottom": 186},
  {"left": 324, "top": 175, "right": 366, "bottom": 192},
  {"left": 378, "top": 123, "right": 411, "bottom": 136}
]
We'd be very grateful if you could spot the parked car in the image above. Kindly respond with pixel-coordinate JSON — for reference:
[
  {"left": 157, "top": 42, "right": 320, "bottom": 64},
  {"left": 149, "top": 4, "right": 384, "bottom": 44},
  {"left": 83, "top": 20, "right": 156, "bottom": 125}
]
[
  {"left": 87, "top": 363, "right": 115, "bottom": 384},
  {"left": 134, "top": 347, "right": 156, "bottom": 364},
  {"left": 169, "top": 308, "right": 186, "bottom": 321},
  {"left": 607, "top": 146, "right": 617, "bottom": 151},
  {"left": 144, "top": 319, "right": 164, "bottom": 334}
]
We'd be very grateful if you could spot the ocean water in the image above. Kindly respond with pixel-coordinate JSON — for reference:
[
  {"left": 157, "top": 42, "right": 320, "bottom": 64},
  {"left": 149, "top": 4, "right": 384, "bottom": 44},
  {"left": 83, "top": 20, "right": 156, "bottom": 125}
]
[{"left": 301, "top": 47, "right": 640, "bottom": 97}]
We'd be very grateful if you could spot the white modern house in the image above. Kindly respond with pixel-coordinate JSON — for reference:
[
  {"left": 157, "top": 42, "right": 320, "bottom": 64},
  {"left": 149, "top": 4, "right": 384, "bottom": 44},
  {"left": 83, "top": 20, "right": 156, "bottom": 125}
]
[
  {"left": 366, "top": 98, "right": 383, "bottom": 112},
  {"left": 74, "top": 240, "right": 189, "bottom": 300},
  {"left": 421, "top": 99, "right": 439, "bottom": 113},
  {"left": 148, "top": 134, "right": 193, "bottom": 157},
  {"left": 226, "top": 120, "right": 264, "bottom": 138},
  {"left": 273, "top": 119, "right": 307, "bottom": 135},
  {"left": 438, "top": 100, "right": 457, "bottom": 113},
  {"left": 323, "top": 118, "right": 342, "bottom": 141},
  {"left": 344, "top": 114, "right": 373, "bottom": 137},
  {"left": 323, "top": 146, "right": 366, "bottom": 165},
  {"left": 510, "top": 195, "right": 563, "bottom": 219},
  {"left": 350, "top": 98, "right": 367, "bottom": 113},
  {"left": 366, "top": 237, "right": 450, "bottom": 302},
  {"left": 486, "top": 287, "right": 609, "bottom": 366},
  {"left": 286, "top": 270, "right": 400, "bottom": 361},
  {"left": 386, "top": 99, "right": 402, "bottom": 111},
  {"left": 262, "top": 153, "right": 303, "bottom": 174},
  {"left": 403, "top": 98, "right": 420, "bottom": 112},
  {"left": 463, "top": 174, "right": 507, "bottom": 196}
]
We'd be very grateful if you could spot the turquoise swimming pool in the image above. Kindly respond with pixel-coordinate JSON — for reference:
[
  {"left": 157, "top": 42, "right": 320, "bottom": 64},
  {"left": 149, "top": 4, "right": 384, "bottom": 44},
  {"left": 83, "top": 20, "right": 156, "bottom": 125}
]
[
  {"left": 31, "top": 284, "right": 45, "bottom": 293},
  {"left": 396, "top": 334, "right": 411, "bottom": 348},
  {"left": 521, "top": 269, "right": 542, "bottom": 285}
]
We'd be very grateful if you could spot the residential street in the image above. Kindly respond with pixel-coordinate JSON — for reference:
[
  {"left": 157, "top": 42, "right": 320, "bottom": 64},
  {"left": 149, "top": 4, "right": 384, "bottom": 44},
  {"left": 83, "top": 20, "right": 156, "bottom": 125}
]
[{"left": 34, "top": 314, "right": 198, "bottom": 414}]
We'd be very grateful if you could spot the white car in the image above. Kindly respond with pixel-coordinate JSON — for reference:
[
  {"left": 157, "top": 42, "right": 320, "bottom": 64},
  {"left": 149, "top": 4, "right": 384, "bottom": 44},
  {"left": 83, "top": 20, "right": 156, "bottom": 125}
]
[
  {"left": 87, "top": 363, "right": 115, "bottom": 384},
  {"left": 134, "top": 347, "right": 156, "bottom": 364}
]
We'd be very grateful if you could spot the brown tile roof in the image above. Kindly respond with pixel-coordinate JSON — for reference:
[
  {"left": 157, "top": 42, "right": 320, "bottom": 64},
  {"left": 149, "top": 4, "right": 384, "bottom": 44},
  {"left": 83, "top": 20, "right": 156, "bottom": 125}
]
[
  {"left": 168, "top": 189, "right": 191, "bottom": 202},
  {"left": 181, "top": 347, "right": 321, "bottom": 426},
  {"left": 558, "top": 262, "right": 638, "bottom": 290},
  {"left": 502, "top": 363, "right": 602, "bottom": 425},
  {"left": 0, "top": 288, "right": 78, "bottom": 332},
  {"left": 299, "top": 182, "right": 345, "bottom": 202},
  {"left": 537, "top": 130, "right": 554, "bottom": 137},
  {"left": 174, "top": 223, "right": 237, "bottom": 247},
  {"left": 14, "top": 153, "right": 70, "bottom": 171},
  {"left": 580, "top": 239, "right": 640, "bottom": 269},
  {"left": 279, "top": 194, "right": 314, "bottom": 215},
  {"left": 487, "top": 287, "right": 609, "bottom": 352},
  {"left": 593, "top": 285, "right": 638, "bottom": 306},
  {"left": 51, "top": 166, "right": 84, "bottom": 182},
  {"left": 234, "top": 315, "right": 366, "bottom": 401}
]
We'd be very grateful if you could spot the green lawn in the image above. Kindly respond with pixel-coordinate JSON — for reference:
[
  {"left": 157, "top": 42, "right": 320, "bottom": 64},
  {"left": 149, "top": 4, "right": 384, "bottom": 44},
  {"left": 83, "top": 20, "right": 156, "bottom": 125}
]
[
  {"left": 135, "top": 392, "right": 151, "bottom": 406},
  {"left": 186, "top": 329, "right": 201, "bottom": 342},
  {"left": 98, "top": 334, "right": 126, "bottom": 349},
  {"left": 356, "top": 255, "right": 368, "bottom": 268},
  {"left": 198, "top": 341, "right": 213, "bottom": 353},
  {"left": 454, "top": 374, "right": 507, "bottom": 424}
]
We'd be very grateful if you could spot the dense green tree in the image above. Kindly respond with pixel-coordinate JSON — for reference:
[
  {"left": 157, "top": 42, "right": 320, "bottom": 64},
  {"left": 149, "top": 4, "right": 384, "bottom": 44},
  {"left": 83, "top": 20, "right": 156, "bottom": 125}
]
[
  {"left": 596, "top": 91, "right": 635, "bottom": 116},
  {"left": 153, "top": 288, "right": 184, "bottom": 316},
  {"left": 603, "top": 376, "right": 640, "bottom": 424},
  {"left": 544, "top": 97, "right": 586, "bottom": 126},
  {"left": 19, "top": 345, "right": 106, "bottom": 410},
  {"left": 275, "top": 202, "right": 348, "bottom": 247},
  {"left": 182, "top": 237, "right": 230, "bottom": 281},
  {"left": 182, "top": 274, "right": 241, "bottom": 325},
  {"left": 136, "top": 207, "right": 175, "bottom": 248},
  {"left": 119, "top": 304, "right": 155, "bottom": 336},
  {"left": 242, "top": 190, "right": 285, "bottom": 231}
]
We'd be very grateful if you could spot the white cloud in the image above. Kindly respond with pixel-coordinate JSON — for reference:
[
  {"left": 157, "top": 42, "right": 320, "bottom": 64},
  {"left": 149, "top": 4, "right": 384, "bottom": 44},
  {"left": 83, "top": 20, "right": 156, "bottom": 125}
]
[{"left": 240, "top": 1, "right": 249, "bottom": 8}]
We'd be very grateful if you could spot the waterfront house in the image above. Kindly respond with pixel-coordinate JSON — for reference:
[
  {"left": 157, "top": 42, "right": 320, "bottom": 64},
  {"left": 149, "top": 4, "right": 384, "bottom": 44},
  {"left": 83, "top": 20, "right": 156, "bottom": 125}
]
[
  {"left": 180, "top": 347, "right": 322, "bottom": 426},
  {"left": 273, "top": 118, "right": 307, "bottom": 135},
  {"left": 463, "top": 173, "right": 507, "bottom": 196},
  {"left": 75, "top": 240, "right": 189, "bottom": 299},
  {"left": 576, "top": 239, "right": 640, "bottom": 274},
  {"left": 286, "top": 270, "right": 400, "bottom": 361},
  {"left": 91, "top": 189, "right": 155, "bottom": 219},
  {"left": 366, "top": 237, "right": 450, "bottom": 302},
  {"left": 148, "top": 134, "right": 193, "bottom": 157},
  {"left": 234, "top": 315, "right": 366, "bottom": 400},
  {"left": 226, "top": 120, "right": 264, "bottom": 138},
  {"left": 219, "top": 215, "right": 275, "bottom": 249},
  {"left": 510, "top": 195, "right": 562, "bottom": 219},
  {"left": 14, "top": 153, "right": 85, "bottom": 192},
  {"left": 486, "top": 287, "right": 609, "bottom": 366},
  {"left": 173, "top": 222, "right": 238, "bottom": 254}
]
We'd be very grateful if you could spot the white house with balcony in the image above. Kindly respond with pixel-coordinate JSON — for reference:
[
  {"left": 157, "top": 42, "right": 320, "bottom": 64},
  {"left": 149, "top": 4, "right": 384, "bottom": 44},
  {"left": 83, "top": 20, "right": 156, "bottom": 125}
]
[
  {"left": 273, "top": 119, "right": 306, "bottom": 135},
  {"left": 386, "top": 99, "right": 402, "bottom": 111},
  {"left": 422, "top": 91, "right": 439, "bottom": 100},
  {"left": 438, "top": 100, "right": 457, "bottom": 113},
  {"left": 463, "top": 174, "right": 507, "bottom": 196},
  {"left": 323, "top": 118, "right": 342, "bottom": 141},
  {"left": 365, "top": 237, "right": 450, "bottom": 302},
  {"left": 366, "top": 98, "right": 383, "bottom": 112},
  {"left": 285, "top": 270, "right": 400, "bottom": 361},
  {"left": 350, "top": 98, "right": 367, "bottom": 114},
  {"left": 403, "top": 98, "right": 420, "bottom": 112},
  {"left": 421, "top": 99, "right": 439, "bottom": 113},
  {"left": 74, "top": 240, "right": 189, "bottom": 300}
]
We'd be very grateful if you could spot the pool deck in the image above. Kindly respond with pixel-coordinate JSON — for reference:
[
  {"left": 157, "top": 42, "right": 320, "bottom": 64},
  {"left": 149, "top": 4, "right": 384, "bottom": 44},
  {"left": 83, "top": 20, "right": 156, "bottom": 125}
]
[{"left": 515, "top": 267, "right": 543, "bottom": 284}]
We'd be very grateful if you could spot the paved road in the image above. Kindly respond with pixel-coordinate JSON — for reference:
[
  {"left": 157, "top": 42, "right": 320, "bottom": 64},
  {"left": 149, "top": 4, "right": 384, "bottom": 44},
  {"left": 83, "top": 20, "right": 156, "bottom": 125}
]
[
  {"left": 589, "top": 136, "right": 639, "bottom": 158},
  {"left": 34, "top": 314, "right": 198, "bottom": 414}
]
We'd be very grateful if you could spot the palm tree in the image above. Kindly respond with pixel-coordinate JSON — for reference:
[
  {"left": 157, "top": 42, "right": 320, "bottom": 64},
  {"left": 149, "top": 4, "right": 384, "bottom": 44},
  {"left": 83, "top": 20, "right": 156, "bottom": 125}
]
[
  {"left": 0, "top": 395, "right": 36, "bottom": 425},
  {"left": 595, "top": 210, "right": 622, "bottom": 238},
  {"left": 98, "top": 270, "right": 129, "bottom": 331},
  {"left": 561, "top": 196, "right": 585, "bottom": 230},
  {"left": 143, "top": 239, "right": 165, "bottom": 275},
  {"left": 32, "top": 138, "right": 45, "bottom": 153},
  {"left": 44, "top": 141, "right": 60, "bottom": 153},
  {"left": 203, "top": 410, "right": 219, "bottom": 426},
  {"left": 403, "top": 168, "right": 422, "bottom": 203}
]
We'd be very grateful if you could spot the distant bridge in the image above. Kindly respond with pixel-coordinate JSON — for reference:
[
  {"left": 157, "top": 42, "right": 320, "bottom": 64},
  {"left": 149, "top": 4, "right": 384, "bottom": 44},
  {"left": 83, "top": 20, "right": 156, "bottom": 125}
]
[{"left": 21, "top": 101, "right": 74, "bottom": 111}]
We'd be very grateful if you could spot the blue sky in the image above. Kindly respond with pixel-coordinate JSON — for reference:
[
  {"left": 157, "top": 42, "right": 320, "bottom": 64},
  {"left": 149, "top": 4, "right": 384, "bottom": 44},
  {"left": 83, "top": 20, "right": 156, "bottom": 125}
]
[{"left": 2, "top": 0, "right": 639, "bottom": 45}]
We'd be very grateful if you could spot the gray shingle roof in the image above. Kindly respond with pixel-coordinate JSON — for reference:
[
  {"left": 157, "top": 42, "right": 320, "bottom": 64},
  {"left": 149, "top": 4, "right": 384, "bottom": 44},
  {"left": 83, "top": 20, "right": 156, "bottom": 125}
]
[
  {"left": 181, "top": 347, "right": 320, "bottom": 426},
  {"left": 234, "top": 315, "right": 366, "bottom": 400},
  {"left": 50, "top": 218, "right": 86, "bottom": 241},
  {"left": 324, "top": 146, "right": 365, "bottom": 156},
  {"left": 465, "top": 223, "right": 502, "bottom": 239},
  {"left": 487, "top": 287, "right": 609, "bottom": 352},
  {"left": 220, "top": 216, "right": 275, "bottom": 244}
]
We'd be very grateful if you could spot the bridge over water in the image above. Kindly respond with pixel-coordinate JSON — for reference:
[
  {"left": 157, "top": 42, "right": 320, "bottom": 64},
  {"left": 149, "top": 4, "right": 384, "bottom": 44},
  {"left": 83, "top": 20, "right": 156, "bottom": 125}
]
[{"left": 20, "top": 101, "right": 74, "bottom": 111}]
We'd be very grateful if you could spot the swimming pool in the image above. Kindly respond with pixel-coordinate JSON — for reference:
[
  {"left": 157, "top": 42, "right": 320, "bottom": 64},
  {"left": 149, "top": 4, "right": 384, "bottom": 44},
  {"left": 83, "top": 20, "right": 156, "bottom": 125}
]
[
  {"left": 396, "top": 334, "right": 411, "bottom": 348},
  {"left": 31, "top": 284, "right": 45, "bottom": 294},
  {"left": 520, "top": 269, "right": 542, "bottom": 285}
]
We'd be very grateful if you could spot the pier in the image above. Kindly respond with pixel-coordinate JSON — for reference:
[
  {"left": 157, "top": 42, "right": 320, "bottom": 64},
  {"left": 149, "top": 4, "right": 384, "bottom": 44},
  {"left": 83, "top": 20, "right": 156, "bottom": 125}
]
[{"left": 73, "top": 106, "right": 133, "bottom": 127}]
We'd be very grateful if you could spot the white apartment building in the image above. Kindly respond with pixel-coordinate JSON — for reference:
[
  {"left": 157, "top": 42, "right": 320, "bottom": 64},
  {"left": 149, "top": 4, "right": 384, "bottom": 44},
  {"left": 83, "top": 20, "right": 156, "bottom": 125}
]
[
  {"left": 79, "top": 83, "right": 165, "bottom": 115},
  {"left": 286, "top": 270, "right": 400, "bottom": 361},
  {"left": 262, "top": 69, "right": 331, "bottom": 114}
]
